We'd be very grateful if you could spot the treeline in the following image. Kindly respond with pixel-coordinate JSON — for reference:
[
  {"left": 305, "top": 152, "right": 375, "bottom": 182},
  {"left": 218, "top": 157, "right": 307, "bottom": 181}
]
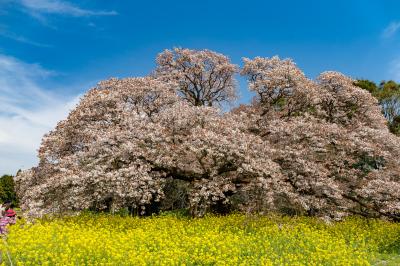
[{"left": 355, "top": 80, "right": 400, "bottom": 134}]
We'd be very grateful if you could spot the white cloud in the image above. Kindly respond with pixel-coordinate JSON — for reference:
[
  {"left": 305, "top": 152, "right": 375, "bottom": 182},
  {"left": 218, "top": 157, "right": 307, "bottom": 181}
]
[
  {"left": 0, "top": 54, "right": 80, "bottom": 175},
  {"left": 382, "top": 21, "right": 400, "bottom": 38},
  {"left": 19, "top": 0, "right": 118, "bottom": 17}
]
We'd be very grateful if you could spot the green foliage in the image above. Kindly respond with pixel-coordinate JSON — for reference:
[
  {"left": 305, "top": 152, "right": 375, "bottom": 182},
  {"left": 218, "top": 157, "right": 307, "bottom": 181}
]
[
  {"left": 354, "top": 79, "right": 379, "bottom": 95},
  {"left": 0, "top": 175, "right": 18, "bottom": 207},
  {"left": 158, "top": 209, "right": 190, "bottom": 218},
  {"left": 355, "top": 79, "right": 400, "bottom": 101},
  {"left": 352, "top": 152, "right": 385, "bottom": 174},
  {"left": 355, "top": 79, "right": 400, "bottom": 135},
  {"left": 389, "top": 115, "right": 400, "bottom": 135},
  {"left": 378, "top": 80, "right": 400, "bottom": 99}
]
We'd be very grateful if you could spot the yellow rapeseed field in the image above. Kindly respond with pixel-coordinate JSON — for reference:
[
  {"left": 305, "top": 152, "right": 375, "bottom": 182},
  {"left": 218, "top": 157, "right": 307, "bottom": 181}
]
[{"left": 0, "top": 213, "right": 399, "bottom": 265}]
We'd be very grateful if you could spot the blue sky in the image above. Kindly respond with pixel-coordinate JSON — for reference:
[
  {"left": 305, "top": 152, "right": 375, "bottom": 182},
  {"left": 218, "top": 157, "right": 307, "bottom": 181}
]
[{"left": 1, "top": 0, "right": 400, "bottom": 174}]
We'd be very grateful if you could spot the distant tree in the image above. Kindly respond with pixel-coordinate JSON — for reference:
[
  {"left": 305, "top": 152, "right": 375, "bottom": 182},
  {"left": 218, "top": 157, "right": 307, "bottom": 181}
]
[
  {"left": 378, "top": 81, "right": 400, "bottom": 124},
  {"left": 155, "top": 48, "right": 238, "bottom": 107},
  {"left": 380, "top": 95, "right": 400, "bottom": 123},
  {"left": 353, "top": 79, "right": 378, "bottom": 95},
  {"left": 355, "top": 79, "right": 400, "bottom": 134},
  {"left": 379, "top": 80, "right": 399, "bottom": 97},
  {"left": 0, "top": 175, "right": 18, "bottom": 207}
]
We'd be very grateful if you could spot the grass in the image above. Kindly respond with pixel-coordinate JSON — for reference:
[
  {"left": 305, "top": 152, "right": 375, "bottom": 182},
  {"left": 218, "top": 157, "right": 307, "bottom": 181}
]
[{"left": 0, "top": 212, "right": 399, "bottom": 265}]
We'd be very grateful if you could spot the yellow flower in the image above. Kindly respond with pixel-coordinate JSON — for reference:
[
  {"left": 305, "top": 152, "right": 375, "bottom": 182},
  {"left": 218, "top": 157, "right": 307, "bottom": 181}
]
[{"left": 0, "top": 213, "right": 399, "bottom": 265}]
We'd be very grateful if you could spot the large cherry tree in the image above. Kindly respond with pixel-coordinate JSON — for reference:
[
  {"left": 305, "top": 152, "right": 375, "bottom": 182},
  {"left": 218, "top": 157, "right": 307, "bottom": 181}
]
[{"left": 16, "top": 49, "right": 400, "bottom": 221}]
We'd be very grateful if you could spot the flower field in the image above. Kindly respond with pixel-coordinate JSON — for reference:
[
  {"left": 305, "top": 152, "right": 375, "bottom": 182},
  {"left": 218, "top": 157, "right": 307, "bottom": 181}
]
[{"left": 1, "top": 213, "right": 399, "bottom": 265}]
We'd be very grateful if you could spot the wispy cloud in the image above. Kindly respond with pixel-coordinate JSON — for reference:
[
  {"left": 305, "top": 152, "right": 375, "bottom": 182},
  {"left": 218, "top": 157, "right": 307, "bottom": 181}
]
[
  {"left": 389, "top": 57, "right": 400, "bottom": 82},
  {"left": 382, "top": 21, "right": 400, "bottom": 38},
  {"left": 18, "top": 0, "right": 118, "bottom": 17},
  {"left": 0, "top": 54, "right": 80, "bottom": 174},
  {"left": 0, "top": 27, "right": 51, "bottom": 47}
]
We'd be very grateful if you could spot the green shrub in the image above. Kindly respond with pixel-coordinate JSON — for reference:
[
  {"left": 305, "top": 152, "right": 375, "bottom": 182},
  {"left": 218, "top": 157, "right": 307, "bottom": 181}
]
[{"left": 0, "top": 175, "right": 18, "bottom": 207}]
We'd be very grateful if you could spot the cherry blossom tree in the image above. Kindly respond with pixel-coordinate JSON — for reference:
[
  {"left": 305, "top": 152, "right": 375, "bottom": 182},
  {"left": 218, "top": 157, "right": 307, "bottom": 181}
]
[
  {"left": 16, "top": 76, "right": 281, "bottom": 217},
  {"left": 15, "top": 51, "right": 400, "bottom": 221},
  {"left": 155, "top": 48, "right": 238, "bottom": 107},
  {"left": 241, "top": 56, "right": 400, "bottom": 220}
]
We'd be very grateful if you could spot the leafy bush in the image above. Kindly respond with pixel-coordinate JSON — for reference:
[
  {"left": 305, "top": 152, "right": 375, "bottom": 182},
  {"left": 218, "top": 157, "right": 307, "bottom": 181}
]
[{"left": 0, "top": 175, "right": 18, "bottom": 207}]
